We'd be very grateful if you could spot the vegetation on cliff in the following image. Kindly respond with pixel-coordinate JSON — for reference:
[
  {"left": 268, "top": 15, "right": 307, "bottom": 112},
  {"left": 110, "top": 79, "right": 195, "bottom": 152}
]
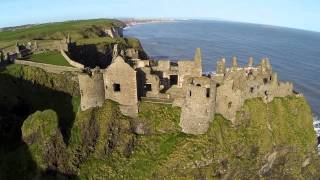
[
  {"left": 0, "top": 19, "right": 148, "bottom": 69},
  {"left": 0, "top": 64, "right": 80, "bottom": 179},
  {"left": 0, "top": 64, "right": 79, "bottom": 149},
  {"left": 0, "top": 19, "right": 124, "bottom": 44},
  {"left": 137, "top": 101, "right": 181, "bottom": 134},
  {"left": 68, "top": 96, "right": 319, "bottom": 179},
  {"left": 0, "top": 64, "right": 319, "bottom": 179},
  {"left": 1, "top": 64, "right": 79, "bottom": 95}
]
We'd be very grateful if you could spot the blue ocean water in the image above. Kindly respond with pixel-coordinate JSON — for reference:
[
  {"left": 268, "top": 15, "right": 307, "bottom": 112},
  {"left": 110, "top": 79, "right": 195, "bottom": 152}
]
[{"left": 125, "top": 20, "right": 320, "bottom": 116}]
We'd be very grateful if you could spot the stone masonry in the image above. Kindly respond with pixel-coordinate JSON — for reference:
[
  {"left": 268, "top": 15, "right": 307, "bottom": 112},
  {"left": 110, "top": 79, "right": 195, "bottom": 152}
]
[
  {"left": 103, "top": 56, "right": 138, "bottom": 118},
  {"left": 78, "top": 47, "right": 294, "bottom": 134},
  {"left": 78, "top": 68, "right": 105, "bottom": 111}
]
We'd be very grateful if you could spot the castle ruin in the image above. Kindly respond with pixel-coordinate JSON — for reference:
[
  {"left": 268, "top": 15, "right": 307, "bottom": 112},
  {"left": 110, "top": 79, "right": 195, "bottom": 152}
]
[{"left": 78, "top": 47, "right": 294, "bottom": 134}]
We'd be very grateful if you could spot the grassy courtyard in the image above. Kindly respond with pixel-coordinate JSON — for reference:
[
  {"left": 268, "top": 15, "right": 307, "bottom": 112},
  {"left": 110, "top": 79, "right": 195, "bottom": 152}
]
[{"left": 29, "top": 51, "right": 72, "bottom": 67}]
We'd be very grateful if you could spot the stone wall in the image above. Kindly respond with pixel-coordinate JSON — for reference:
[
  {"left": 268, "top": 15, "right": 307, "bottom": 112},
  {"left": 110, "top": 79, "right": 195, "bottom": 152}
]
[
  {"left": 215, "top": 59, "right": 293, "bottom": 123},
  {"left": 60, "top": 50, "right": 85, "bottom": 69},
  {"left": 78, "top": 69, "right": 105, "bottom": 111},
  {"left": 177, "top": 48, "right": 202, "bottom": 86},
  {"left": 136, "top": 67, "right": 161, "bottom": 98},
  {"left": 75, "top": 47, "right": 294, "bottom": 135},
  {"left": 215, "top": 80, "right": 242, "bottom": 123},
  {"left": 14, "top": 60, "right": 80, "bottom": 74},
  {"left": 103, "top": 56, "right": 138, "bottom": 117},
  {"left": 179, "top": 77, "right": 216, "bottom": 134}
]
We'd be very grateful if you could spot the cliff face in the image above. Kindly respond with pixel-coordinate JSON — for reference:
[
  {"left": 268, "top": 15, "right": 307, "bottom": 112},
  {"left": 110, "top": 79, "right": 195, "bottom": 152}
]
[
  {"left": 0, "top": 65, "right": 319, "bottom": 179},
  {"left": 70, "top": 97, "right": 319, "bottom": 179},
  {"left": 68, "top": 37, "right": 148, "bottom": 68},
  {"left": 2, "top": 64, "right": 79, "bottom": 96},
  {"left": 0, "top": 19, "right": 147, "bottom": 69}
]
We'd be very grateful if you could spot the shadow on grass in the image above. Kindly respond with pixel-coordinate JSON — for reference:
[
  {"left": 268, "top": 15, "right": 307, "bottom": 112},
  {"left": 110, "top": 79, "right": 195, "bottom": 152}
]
[
  {"left": 0, "top": 69, "right": 77, "bottom": 143},
  {"left": 0, "top": 141, "right": 79, "bottom": 180},
  {"left": 69, "top": 43, "right": 113, "bottom": 68},
  {"left": 0, "top": 65, "right": 79, "bottom": 179}
]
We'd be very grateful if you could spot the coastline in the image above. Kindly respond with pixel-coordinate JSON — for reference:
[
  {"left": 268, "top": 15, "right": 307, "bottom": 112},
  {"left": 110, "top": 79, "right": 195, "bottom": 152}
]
[{"left": 123, "top": 19, "right": 178, "bottom": 29}]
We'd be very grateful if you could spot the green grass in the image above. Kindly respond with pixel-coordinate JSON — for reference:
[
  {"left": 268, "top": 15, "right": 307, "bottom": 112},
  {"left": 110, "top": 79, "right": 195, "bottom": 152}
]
[
  {"left": 0, "top": 19, "right": 122, "bottom": 42},
  {"left": 0, "top": 63, "right": 318, "bottom": 179},
  {"left": 125, "top": 37, "right": 142, "bottom": 49},
  {"left": 29, "top": 51, "right": 72, "bottom": 67},
  {"left": 1, "top": 64, "right": 80, "bottom": 96},
  {"left": 138, "top": 101, "right": 181, "bottom": 133},
  {"left": 75, "top": 96, "right": 319, "bottom": 179},
  {"left": 76, "top": 37, "right": 125, "bottom": 45},
  {"left": 0, "top": 64, "right": 82, "bottom": 179},
  {"left": 0, "top": 19, "right": 125, "bottom": 51}
]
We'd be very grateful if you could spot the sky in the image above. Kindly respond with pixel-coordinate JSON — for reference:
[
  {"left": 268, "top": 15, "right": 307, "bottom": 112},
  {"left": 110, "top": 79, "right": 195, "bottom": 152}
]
[{"left": 1, "top": 0, "right": 320, "bottom": 32}]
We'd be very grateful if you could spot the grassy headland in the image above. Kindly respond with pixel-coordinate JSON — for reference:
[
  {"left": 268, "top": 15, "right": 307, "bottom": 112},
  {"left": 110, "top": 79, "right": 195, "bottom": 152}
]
[
  {"left": 0, "top": 18, "right": 318, "bottom": 179},
  {"left": 0, "top": 63, "right": 318, "bottom": 179},
  {"left": 0, "top": 19, "right": 124, "bottom": 47}
]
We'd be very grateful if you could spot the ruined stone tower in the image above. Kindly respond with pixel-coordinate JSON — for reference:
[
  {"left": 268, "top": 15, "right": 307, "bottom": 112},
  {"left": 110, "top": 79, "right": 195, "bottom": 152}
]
[
  {"left": 177, "top": 48, "right": 203, "bottom": 86},
  {"left": 103, "top": 56, "right": 138, "bottom": 118},
  {"left": 77, "top": 46, "right": 294, "bottom": 135},
  {"left": 78, "top": 68, "right": 105, "bottom": 111},
  {"left": 216, "top": 58, "right": 226, "bottom": 74},
  {"left": 179, "top": 77, "right": 217, "bottom": 134},
  {"left": 194, "top": 47, "right": 202, "bottom": 72}
]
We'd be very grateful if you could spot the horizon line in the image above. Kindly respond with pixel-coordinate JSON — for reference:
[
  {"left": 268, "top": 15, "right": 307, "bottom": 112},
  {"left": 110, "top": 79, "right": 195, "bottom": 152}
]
[{"left": 1, "top": 17, "right": 319, "bottom": 34}]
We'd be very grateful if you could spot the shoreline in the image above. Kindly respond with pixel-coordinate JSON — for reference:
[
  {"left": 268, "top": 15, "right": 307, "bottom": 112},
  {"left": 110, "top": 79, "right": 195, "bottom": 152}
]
[{"left": 123, "top": 19, "right": 178, "bottom": 29}]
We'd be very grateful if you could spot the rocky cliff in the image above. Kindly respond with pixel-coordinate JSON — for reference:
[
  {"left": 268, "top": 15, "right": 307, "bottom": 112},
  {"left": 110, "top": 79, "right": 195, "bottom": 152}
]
[
  {"left": 68, "top": 37, "right": 148, "bottom": 68},
  {"left": 0, "top": 19, "right": 148, "bottom": 68},
  {"left": 0, "top": 64, "right": 318, "bottom": 179}
]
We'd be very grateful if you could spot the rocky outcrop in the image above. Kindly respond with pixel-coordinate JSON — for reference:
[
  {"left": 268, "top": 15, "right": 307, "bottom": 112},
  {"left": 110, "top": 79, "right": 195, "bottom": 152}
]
[
  {"left": 21, "top": 110, "right": 74, "bottom": 178},
  {"left": 70, "top": 101, "right": 136, "bottom": 165},
  {"left": 1, "top": 92, "right": 318, "bottom": 179}
]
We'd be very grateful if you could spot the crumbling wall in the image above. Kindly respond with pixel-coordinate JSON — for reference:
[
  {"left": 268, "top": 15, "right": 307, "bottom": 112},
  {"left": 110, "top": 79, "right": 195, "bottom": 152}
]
[
  {"left": 215, "top": 80, "right": 242, "bottom": 123},
  {"left": 78, "top": 70, "right": 105, "bottom": 111},
  {"left": 179, "top": 77, "right": 216, "bottom": 134},
  {"left": 153, "top": 60, "right": 170, "bottom": 72},
  {"left": 14, "top": 60, "right": 80, "bottom": 74},
  {"left": 136, "top": 67, "right": 160, "bottom": 98},
  {"left": 177, "top": 48, "right": 202, "bottom": 86},
  {"left": 74, "top": 47, "right": 294, "bottom": 135},
  {"left": 215, "top": 59, "right": 293, "bottom": 123},
  {"left": 104, "top": 56, "right": 138, "bottom": 117},
  {"left": 60, "top": 49, "right": 85, "bottom": 69}
]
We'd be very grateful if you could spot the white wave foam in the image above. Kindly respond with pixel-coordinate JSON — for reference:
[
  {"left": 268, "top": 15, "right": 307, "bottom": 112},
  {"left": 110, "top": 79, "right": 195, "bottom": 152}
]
[{"left": 313, "top": 116, "right": 320, "bottom": 136}]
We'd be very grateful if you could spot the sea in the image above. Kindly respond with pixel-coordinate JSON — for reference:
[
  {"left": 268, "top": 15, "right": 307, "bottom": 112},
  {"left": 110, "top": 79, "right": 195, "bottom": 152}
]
[{"left": 125, "top": 20, "right": 320, "bottom": 117}]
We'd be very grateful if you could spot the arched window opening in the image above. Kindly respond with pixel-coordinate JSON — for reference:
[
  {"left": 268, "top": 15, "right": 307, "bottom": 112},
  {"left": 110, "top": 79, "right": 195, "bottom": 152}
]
[{"left": 250, "top": 87, "right": 254, "bottom": 93}]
